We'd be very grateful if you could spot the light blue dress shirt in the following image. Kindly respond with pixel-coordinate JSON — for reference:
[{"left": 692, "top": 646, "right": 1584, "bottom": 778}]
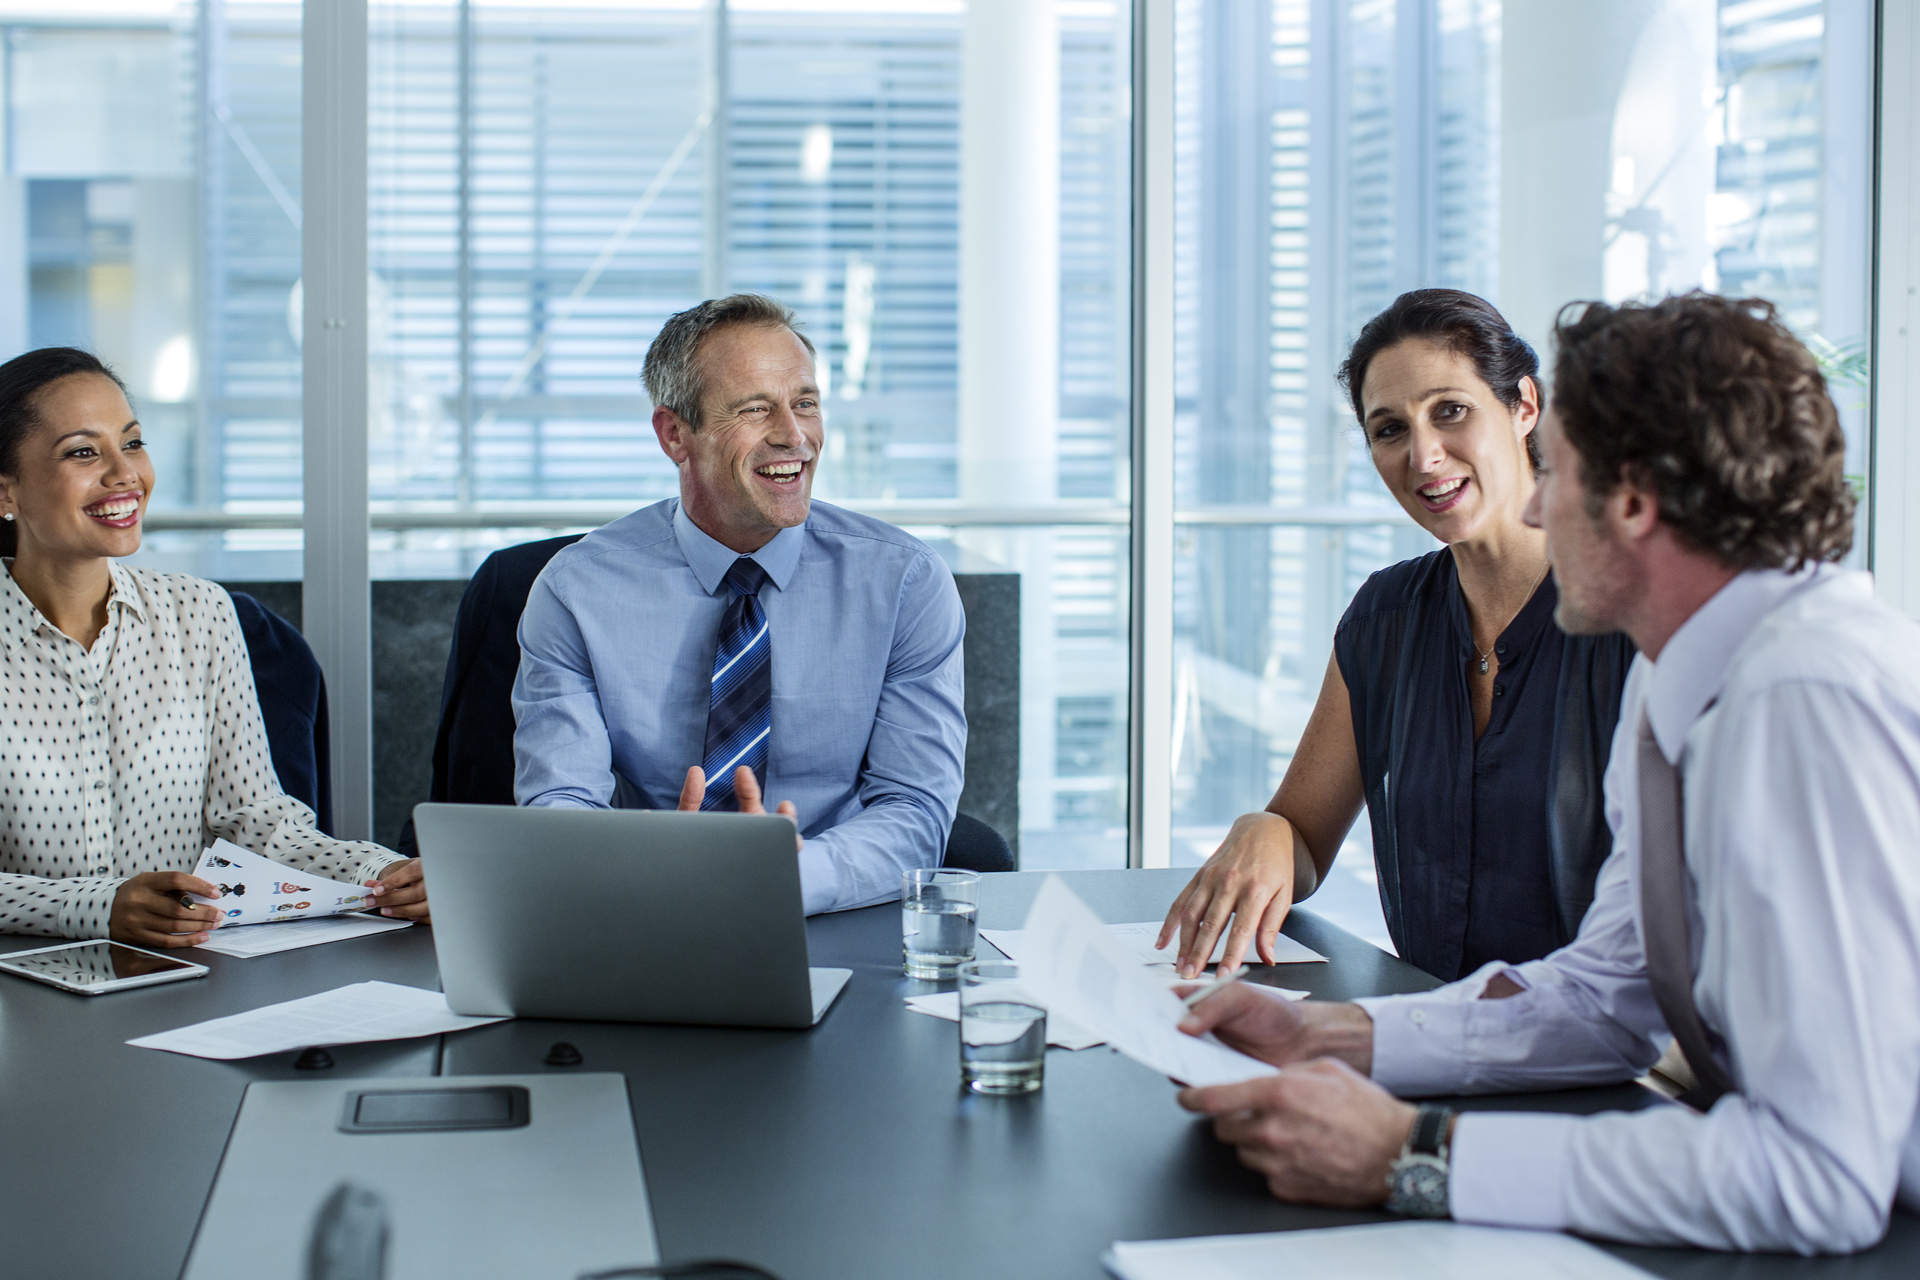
[{"left": 512, "top": 498, "right": 967, "bottom": 914}]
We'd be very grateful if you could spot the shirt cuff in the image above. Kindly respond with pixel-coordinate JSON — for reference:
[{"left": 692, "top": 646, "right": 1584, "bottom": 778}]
[
  {"left": 1355, "top": 994, "right": 1474, "bottom": 1096},
  {"left": 1355, "top": 963, "right": 1514, "bottom": 1097},
  {"left": 1449, "top": 1111, "right": 1576, "bottom": 1231},
  {"left": 797, "top": 839, "right": 840, "bottom": 915},
  {"left": 355, "top": 849, "right": 408, "bottom": 884},
  {"left": 56, "top": 877, "right": 125, "bottom": 941}
]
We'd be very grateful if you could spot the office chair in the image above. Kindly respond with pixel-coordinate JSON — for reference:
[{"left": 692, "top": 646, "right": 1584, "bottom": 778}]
[
  {"left": 397, "top": 533, "right": 1016, "bottom": 874},
  {"left": 229, "top": 589, "right": 333, "bottom": 834}
]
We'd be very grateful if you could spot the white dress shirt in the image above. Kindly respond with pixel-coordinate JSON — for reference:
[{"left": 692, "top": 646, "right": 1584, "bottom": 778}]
[
  {"left": 1355, "top": 567, "right": 1920, "bottom": 1253},
  {"left": 0, "top": 561, "right": 403, "bottom": 939}
]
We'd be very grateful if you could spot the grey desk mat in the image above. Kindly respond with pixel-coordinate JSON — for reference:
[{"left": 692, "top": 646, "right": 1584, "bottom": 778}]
[{"left": 181, "top": 1072, "right": 655, "bottom": 1280}]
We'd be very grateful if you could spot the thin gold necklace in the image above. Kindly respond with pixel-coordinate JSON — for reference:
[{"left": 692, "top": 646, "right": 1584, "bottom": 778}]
[{"left": 1473, "top": 564, "right": 1550, "bottom": 675}]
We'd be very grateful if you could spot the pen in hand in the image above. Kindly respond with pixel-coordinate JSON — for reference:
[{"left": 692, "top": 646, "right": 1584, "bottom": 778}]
[{"left": 1179, "top": 965, "right": 1244, "bottom": 1008}]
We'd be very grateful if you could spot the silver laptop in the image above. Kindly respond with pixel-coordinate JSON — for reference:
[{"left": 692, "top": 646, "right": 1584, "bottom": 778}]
[{"left": 414, "top": 803, "right": 851, "bottom": 1029}]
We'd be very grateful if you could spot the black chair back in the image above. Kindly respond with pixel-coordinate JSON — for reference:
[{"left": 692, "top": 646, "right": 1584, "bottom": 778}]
[
  {"left": 229, "top": 589, "right": 333, "bottom": 834},
  {"left": 399, "top": 533, "right": 1013, "bottom": 871}
]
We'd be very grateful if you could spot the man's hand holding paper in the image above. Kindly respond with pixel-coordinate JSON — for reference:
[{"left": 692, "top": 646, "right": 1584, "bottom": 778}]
[{"left": 1012, "top": 875, "right": 1277, "bottom": 1089}]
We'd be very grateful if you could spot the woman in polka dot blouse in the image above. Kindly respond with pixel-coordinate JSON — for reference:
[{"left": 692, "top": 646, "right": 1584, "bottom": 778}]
[{"left": 0, "top": 348, "right": 431, "bottom": 946}]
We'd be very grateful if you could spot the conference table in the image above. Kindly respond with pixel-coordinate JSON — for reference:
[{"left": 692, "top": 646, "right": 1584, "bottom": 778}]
[{"left": 4, "top": 867, "right": 1917, "bottom": 1279}]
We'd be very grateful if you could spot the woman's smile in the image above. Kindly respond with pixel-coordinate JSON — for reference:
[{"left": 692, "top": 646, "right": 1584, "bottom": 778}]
[{"left": 83, "top": 494, "right": 143, "bottom": 529}]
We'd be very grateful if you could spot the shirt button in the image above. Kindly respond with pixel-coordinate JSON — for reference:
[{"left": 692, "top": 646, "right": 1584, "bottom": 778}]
[
  {"left": 1493, "top": 686, "right": 1504, "bottom": 698},
  {"left": 1410, "top": 1010, "right": 1427, "bottom": 1025},
  {"left": 1494, "top": 644, "right": 1506, "bottom": 656},
  {"left": 87, "top": 696, "right": 99, "bottom": 706},
  {"left": 91, "top": 780, "right": 106, "bottom": 790}
]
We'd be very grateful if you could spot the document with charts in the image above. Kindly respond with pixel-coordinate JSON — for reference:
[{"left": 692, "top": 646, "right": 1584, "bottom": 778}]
[
  {"left": 1013, "top": 875, "right": 1279, "bottom": 1088},
  {"left": 186, "top": 839, "right": 380, "bottom": 927}
]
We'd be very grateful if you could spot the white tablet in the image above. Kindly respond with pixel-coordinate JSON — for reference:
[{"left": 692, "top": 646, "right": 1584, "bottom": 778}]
[{"left": 0, "top": 940, "right": 209, "bottom": 995}]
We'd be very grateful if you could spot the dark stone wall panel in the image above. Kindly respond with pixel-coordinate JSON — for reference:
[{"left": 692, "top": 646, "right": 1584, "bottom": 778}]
[{"left": 220, "top": 574, "right": 1019, "bottom": 861}]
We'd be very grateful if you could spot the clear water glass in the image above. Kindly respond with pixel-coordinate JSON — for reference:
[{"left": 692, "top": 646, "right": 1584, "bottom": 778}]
[
  {"left": 958, "top": 959, "right": 1046, "bottom": 1095},
  {"left": 901, "top": 868, "right": 980, "bottom": 978}
]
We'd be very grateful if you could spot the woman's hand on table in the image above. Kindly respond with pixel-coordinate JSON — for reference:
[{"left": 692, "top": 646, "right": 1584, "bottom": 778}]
[
  {"left": 369, "top": 858, "right": 430, "bottom": 922},
  {"left": 1157, "top": 811, "right": 1301, "bottom": 978},
  {"left": 109, "top": 871, "right": 224, "bottom": 948}
]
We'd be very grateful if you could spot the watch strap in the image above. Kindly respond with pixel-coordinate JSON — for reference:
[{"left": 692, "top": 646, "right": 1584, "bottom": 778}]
[{"left": 1408, "top": 1104, "right": 1452, "bottom": 1157}]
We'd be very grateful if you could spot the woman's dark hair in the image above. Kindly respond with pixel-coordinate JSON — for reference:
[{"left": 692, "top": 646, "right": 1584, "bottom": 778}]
[
  {"left": 1552, "top": 293, "right": 1853, "bottom": 571},
  {"left": 0, "top": 347, "right": 131, "bottom": 557},
  {"left": 1336, "top": 288, "right": 1543, "bottom": 468}
]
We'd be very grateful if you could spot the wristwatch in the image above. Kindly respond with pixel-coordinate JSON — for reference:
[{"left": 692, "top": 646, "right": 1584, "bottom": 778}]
[{"left": 1383, "top": 1104, "right": 1454, "bottom": 1218}]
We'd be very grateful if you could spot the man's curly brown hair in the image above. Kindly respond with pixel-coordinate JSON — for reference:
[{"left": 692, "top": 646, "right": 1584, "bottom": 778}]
[{"left": 1551, "top": 292, "right": 1855, "bottom": 570}]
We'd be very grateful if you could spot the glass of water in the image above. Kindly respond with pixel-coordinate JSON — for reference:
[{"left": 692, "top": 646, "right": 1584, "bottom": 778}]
[
  {"left": 958, "top": 959, "right": 1046, "bottom": 1094},
  {"left": 901, "top": 868, "right": 980, "bottom": 978}
]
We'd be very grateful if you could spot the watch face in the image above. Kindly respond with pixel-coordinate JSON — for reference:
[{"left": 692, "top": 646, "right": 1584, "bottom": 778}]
[
  {"left": 1388, "top": 1154, "right": 1450, "bottom": 1218},
  {"left": 1403, "top": 1164, "right": 1446, "bottom": 1198}
]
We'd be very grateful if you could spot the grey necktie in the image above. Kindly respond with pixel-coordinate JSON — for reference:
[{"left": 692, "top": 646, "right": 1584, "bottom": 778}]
[{"left": 1637, "top": 708, "right": 1735, "bottom": 1110}]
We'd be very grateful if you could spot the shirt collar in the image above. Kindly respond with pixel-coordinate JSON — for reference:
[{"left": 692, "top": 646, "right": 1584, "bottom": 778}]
[
  {"left": 671, "top": 499, "right": 804, "bottom": 595},
  {"left": 105, "top": 559, "right": 146, "bottom": 622},
  {"left": 1642, "top": 564, "right": 1827, "bottom": 762},
  {"left": 0, "top": 558, "right": 143, "bottom": 652}
]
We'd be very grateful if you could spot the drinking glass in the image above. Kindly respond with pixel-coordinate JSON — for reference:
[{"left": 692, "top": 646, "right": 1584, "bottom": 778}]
[
  {"left": 957, "top": 959, "right": 1046, "bottom": 1094},
  {"left": 901, "top": 868, "right": 980, "bottom": 978}
]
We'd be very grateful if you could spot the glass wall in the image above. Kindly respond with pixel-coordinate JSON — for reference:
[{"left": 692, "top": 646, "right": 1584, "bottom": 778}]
[
  {"left": 1170, "top": 0, "right": 1872, "bottom": 949},
  {"left": 0, "top": 0, "right": 304, "bottom": 575},
  {"left": 365, "top": 0, "right": 1134, "bottom": 868}
]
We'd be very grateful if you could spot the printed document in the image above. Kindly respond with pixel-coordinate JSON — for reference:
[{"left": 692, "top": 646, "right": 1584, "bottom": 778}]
[
  {"left": 1011, "top": 876, "right": 1278, "bottom": 1087},
  {"left": 1105, "top": 1221, "right": 1655, "bottom": 1280},
  {"left": 193, "top": 913, "right": 411, "bottom": 958},
  {"left": 127, "top": 981, "right": 507, "bottom": 1060},
  {"left": 981, "top": 921, "right": 1325, "bottom": 968},
  {"left": 187, "top": 839, "right": 380, "bottom": 926}
]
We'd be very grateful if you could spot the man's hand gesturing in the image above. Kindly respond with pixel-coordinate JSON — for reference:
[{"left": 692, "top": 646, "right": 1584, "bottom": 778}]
[{"left": 677, "top": 765, "right": 803, "bottom": 851}]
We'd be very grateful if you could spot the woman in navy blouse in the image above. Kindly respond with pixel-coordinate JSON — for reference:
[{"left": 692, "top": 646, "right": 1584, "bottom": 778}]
[{"left": 1158, "top": 290, "right": 1633, "bottom": 982}]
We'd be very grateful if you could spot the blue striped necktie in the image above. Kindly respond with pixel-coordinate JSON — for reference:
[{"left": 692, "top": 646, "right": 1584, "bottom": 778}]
[{"left": 700, "top": 557, "right": 772, "bottom": 811}]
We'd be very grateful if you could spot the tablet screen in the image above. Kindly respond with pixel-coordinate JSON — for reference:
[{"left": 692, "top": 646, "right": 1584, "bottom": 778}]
[{"left": 1, "top": 942, "right": 198, "bottom": 987}]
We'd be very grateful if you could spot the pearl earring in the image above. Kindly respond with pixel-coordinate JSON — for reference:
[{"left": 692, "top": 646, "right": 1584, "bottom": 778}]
[{"left": 2, "top": 513, "right": 12, "bottom": 522}]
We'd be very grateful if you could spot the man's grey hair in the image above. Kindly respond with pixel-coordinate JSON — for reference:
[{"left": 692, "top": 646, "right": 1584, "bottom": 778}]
[{"left": 642, "top": 293, "right": 816, "bottom": 430}]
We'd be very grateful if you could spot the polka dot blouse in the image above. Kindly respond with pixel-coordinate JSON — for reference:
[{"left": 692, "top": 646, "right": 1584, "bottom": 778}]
[{"left": 0, "top": 560, "right": 403, "bottom": 940}]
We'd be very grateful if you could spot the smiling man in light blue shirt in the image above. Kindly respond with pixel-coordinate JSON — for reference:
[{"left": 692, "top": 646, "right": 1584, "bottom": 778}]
[{"left": 512, "top": 294, "right": 967, "bottom": 914}]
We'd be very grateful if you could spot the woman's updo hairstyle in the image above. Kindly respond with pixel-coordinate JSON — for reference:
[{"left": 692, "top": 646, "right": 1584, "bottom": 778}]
[
  {"left": 1335, "top": 288, "right": 1543, "bottom": 469},
  {"left": 0, "top": 347, "right": 130, "bottom": 558}
]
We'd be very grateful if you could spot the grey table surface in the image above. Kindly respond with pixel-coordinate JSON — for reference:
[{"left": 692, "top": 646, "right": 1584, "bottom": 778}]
[{"left": 3, "top": 868, "right": 1917, "bottom": 1279}]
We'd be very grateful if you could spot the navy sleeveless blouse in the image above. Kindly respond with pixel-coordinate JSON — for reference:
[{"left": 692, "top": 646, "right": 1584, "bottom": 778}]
[{"left": 1332, "top": 549, "right": 1634, "bottom": 981}]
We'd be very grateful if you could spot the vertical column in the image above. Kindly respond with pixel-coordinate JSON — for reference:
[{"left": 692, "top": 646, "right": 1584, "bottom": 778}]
[
  {"left": 1871, "top": 0, "right": 1920, "bottom": 608},
  {"left": 303, "top": 0, "right": 373, "bottom": 839},
  {"left": 959, "top": 0, "right": 1062, "bottom": 852},
  {"left": 1131, "top": 0, "right": 1175, "bottom": 869},
  {"left": 1391, "top": 0, "right": 1435, "bottom": 294},
  {"left": 197, "top": 0, "right": 229, "bottom": 511},
  {"left": 958, "top": 0, "right": 1059, "bottom": 505},
  {"left": 456, "top": 0, "right": 474, "bottom": 506},
  {"left": 702, "top": 0, "right": 729, "bottom": 300}
]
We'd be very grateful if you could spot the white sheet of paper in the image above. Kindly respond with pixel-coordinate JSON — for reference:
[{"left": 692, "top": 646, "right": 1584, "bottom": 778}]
[
  {"left": 191, "top": 913, "right": 411, "bottom": 958},
  {"left": 1010, "top": 876, "right": 1278, "bottom": 1088},
  {"left": 903, "top": 990, "right": 1106, "bottom": 1050},
  {"left": 126, "top": 981, "right": 506, "bottom": 1060},
  {"left": 981, "top": 921, "right": 1326, "bottom": 968},
  {"left": 1104, "top": 1221, "right": 1656, "bottom": 1280},
  {"left": 188, "top": 839, "right": 379, "bottom": 926}
]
